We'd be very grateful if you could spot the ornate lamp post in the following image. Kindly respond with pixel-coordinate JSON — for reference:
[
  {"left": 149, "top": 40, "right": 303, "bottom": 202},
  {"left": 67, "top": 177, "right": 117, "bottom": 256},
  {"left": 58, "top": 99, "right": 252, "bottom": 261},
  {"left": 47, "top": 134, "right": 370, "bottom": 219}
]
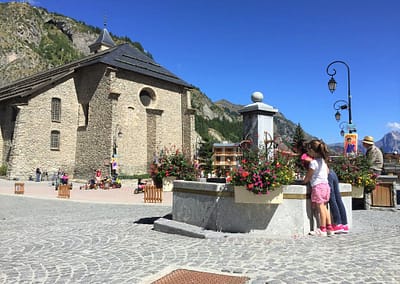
[
  {"left": 338, "top": 121, "right": 347, "bottom": 137},
  {"left": 112, "top": 125, "right": 123, "bottom": 177},
  {"left": 326, "top": 60, "right": 355, "bottom": 133},
  {"left": 333, "top": 100, "right": 348, "bottom": 122},
  {"left": 113, "top": 125, "right": 123, "bottom": 156}
]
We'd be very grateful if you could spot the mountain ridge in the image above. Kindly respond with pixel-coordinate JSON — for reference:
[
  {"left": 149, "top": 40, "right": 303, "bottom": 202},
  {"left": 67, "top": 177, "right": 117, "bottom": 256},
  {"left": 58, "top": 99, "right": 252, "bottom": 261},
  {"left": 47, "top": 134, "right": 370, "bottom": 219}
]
[{"left": 325, "top": 131, "right": 400, "bottom": 154}]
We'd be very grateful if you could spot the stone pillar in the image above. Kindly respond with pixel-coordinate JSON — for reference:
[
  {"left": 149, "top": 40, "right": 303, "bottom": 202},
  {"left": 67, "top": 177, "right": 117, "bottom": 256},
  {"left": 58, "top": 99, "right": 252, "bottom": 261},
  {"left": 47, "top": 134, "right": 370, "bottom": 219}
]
[
  {"left": 181, "top": 89, "right": 196, "bottom": 159},
  {"left": 238, "top": 91, "right": 278, "bottom": 152},
  {"left": 146, "top": 108, "right": 163, "bottom": 166}
]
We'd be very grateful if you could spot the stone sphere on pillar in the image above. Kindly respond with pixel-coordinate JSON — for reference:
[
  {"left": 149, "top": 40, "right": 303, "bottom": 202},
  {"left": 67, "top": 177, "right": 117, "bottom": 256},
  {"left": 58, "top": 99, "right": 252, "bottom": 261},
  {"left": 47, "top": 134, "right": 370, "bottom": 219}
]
[{"left": 251, "top": 91, "right": 263, "bottom": 103}]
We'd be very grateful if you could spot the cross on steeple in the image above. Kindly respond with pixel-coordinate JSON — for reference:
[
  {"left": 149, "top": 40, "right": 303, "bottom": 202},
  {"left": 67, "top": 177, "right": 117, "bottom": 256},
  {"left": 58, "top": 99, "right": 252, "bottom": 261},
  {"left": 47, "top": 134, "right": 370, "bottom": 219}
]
[{"left": 88, "top": 14, "right": 116, "bottom": 53}]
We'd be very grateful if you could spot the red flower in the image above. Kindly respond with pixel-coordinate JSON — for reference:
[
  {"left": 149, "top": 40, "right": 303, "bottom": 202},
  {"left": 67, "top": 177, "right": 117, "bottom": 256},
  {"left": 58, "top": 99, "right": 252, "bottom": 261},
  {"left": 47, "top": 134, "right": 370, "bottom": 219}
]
[{"left": 241, "top": 171, "right": 249, "bottom": 178}]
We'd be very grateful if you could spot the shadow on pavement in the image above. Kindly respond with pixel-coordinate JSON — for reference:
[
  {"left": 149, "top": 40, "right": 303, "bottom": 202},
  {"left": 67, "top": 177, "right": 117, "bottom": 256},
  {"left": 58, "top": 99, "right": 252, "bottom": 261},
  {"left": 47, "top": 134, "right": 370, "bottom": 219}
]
[{"left": 134, "top": 213, "right": 172, "bottom": 225}]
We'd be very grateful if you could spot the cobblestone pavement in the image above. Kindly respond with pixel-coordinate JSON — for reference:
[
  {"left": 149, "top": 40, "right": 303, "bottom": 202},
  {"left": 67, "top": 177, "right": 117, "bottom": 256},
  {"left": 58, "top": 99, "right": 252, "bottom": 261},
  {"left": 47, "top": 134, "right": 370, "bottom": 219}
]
[{"left": 0, "top": 191, "right": 399, "bottom": 283}]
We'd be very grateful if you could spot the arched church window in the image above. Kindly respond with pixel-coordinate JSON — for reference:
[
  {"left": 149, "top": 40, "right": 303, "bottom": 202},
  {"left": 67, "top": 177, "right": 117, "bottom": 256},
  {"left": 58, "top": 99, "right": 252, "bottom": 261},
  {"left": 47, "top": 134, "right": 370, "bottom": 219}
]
[
  {"left": 50, "top": 130, "right": 60, "bottom": 150},
  {"left": 139, "top": 88, "right": 155, "bottom": 107},
  {"left": 51, "top": 98, "right": 61, "bottom": 122}
]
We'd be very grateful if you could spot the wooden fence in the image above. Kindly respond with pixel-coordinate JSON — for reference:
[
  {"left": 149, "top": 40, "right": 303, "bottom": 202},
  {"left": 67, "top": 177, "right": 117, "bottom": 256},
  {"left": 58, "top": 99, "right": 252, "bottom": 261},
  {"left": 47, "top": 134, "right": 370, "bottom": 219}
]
[{"left": 144, "top": 185, "right": 163, "bottom": 203}]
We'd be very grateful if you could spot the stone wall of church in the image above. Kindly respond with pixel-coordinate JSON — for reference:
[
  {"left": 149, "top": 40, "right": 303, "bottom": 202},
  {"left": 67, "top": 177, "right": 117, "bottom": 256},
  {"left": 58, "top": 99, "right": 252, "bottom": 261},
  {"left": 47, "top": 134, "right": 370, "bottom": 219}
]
[
  {"left": 8, "top": 79, "right": 79, "bottom": 180},
  {"left": 0, "top": 125, "right": 3, "bottom": 165},
  {"left": 0, "top": 105, "right": 15, "bottom": 167},
  {"left": 5, "top": 64, "right": 194, "bottom": 180},
  {"left": 73, "top": 65, "right": 114, "bottom": 179},
  {"left": 181, "top": 89, "right": 195, "bottom": 158},
  {"left": 108, "top": 70, "right": 188, "bottom": 176}
]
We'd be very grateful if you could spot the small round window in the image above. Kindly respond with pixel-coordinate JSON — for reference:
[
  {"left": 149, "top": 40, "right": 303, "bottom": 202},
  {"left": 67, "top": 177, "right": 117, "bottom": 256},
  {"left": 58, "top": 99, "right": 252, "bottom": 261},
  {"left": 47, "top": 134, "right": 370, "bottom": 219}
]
[{"left": 139, "top": 88, "right": 155, "bottom": 107}]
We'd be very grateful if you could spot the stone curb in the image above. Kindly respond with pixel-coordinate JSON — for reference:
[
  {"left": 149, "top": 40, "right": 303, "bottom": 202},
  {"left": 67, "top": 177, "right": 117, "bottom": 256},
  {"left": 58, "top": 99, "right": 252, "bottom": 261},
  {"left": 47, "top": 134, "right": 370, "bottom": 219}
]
[{"left": 153, "top": 218, "right": 230, "bottom": 239}]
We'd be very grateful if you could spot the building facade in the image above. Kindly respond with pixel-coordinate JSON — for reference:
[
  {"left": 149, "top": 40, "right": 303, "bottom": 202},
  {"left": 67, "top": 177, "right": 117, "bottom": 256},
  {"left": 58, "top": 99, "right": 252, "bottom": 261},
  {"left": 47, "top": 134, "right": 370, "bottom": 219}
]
[
  {"left": 0, "top": 29, "right": 195, "bottom": 180},
  {"left": 212, "top": 142, "right": 242, "bottom": 173}
]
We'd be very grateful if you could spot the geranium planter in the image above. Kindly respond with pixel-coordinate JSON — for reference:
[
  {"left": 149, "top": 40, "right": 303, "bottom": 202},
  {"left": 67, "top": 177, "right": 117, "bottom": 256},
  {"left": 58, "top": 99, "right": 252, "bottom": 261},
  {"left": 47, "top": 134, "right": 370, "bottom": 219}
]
[
  {"left": 352, "top": 185, "right": 364, "bottom": 198},
  {"left": 162, "top": 176, "right": 176, "bottom": 192},
  {"left": 234, "top": 185, "right": 283, "bottom": 204},
  {"left": 169, "top": 181, "right": 353, "bottom": 236}
]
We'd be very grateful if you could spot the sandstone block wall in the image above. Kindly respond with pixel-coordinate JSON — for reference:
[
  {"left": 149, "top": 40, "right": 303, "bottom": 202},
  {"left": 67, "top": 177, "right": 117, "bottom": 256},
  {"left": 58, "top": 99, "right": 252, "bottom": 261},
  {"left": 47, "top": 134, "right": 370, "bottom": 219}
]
[
  {"left": 8, "top": 79, "right": 79, "bottom": 179},
  {"left": 3, "top": 64, "right": 195, "bottom": 180}
]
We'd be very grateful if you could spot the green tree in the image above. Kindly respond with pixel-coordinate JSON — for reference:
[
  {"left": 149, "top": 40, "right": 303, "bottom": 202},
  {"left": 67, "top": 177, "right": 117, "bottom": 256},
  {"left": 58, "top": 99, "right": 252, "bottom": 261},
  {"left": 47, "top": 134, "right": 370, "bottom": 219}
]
[
  {"left": 197, "top": 139, "right": 215, "bottom": 175},
  {"left": 194, "top": 115, "right": 242, "bottom": 142},
  {"left": 292, "top": 123, "right": 306, "bottom": 152}
]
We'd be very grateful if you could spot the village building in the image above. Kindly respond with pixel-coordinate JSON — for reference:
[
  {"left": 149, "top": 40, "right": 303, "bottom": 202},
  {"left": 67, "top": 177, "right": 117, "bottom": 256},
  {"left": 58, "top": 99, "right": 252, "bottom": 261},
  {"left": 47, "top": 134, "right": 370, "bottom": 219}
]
[
  {"left": 212, "top": 142, "right": 242, "bottom": 173},
  {"left": 0, "top": 28, "right": 196, "bottom": 180}
]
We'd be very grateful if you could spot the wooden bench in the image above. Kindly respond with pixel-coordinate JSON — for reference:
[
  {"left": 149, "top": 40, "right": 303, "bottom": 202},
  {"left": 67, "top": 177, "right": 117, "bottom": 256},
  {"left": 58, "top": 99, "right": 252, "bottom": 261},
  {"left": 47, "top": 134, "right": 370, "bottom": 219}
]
[
  {"left": 14, "top": 182, "right": 24, "bottom": 194},
  {"left": 58, "top": 184, "right": 70, "bottom": 199},
  {"left": 144, "top": 184, "right": 163, "bottom": 203}
]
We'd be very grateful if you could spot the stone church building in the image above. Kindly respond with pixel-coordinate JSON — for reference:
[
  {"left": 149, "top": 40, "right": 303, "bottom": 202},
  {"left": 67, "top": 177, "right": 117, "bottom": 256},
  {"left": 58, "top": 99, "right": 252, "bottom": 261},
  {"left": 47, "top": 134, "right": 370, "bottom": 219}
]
[{"left": 0, "top": 28, "right": 195, "bottom": 180}]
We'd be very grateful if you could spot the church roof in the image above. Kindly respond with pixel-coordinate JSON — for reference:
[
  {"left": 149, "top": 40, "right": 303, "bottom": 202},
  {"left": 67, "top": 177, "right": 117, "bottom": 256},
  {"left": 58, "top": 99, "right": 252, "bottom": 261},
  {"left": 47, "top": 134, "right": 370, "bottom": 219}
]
[
  {"left": 0, "top": 44, "right": 192, "bottom": 102},
  {"left": 86, "top": 44, "right": 191, "bottom": 87}
]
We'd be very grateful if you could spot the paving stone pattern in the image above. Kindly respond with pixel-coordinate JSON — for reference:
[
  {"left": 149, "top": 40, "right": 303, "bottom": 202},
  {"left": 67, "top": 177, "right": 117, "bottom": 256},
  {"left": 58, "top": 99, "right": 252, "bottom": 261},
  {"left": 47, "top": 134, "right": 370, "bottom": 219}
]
[{"left": 0, "top": 194, "right": 399, "bottom": 284}]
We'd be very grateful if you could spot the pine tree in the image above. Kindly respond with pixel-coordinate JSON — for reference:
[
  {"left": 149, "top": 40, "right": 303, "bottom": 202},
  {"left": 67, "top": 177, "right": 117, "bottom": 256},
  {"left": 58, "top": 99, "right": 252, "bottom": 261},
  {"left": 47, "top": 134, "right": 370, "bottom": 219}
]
[{"left": 292, "top": 123, "right": 306, "bottom": 152}]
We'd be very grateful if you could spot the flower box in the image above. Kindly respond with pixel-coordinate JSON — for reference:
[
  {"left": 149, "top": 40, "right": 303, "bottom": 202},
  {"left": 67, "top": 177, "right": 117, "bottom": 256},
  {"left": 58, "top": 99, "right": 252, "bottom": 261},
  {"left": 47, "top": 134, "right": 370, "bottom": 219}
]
[
  {"left": 234, "top": 186, "right": 283, "bottom": 204},
  {"left": 162, "top": 176, "right": 176, "bottom": 192},
  {"left": 352, "top": 185, "right": 364, "bottom": 198},
  {"left": 150, "top": 146, "right": 197, "bottom": 186},
  {"left": 331, "top": 155, "right": 378, "bottom": 192}
]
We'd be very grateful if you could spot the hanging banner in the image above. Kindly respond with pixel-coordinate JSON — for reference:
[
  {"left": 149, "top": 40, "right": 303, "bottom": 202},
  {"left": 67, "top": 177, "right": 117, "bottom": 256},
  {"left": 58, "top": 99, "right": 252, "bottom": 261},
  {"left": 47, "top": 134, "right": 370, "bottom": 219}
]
[{"left": 344, "top": 133, "right": 358, "bottom": 156}]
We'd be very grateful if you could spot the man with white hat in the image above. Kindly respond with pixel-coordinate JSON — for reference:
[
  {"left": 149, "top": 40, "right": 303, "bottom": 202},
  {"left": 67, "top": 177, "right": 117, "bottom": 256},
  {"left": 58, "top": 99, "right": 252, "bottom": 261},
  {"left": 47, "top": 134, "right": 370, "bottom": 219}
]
[{"left": 362, "top": 136, "right": 383, "bottom": 174}]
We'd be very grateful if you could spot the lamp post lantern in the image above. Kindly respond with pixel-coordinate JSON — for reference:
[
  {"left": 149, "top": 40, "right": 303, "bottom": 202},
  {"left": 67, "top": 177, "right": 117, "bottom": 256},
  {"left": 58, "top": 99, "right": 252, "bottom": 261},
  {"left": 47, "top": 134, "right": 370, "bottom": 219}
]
[
  {"left": 333, "top": 99, "right": 348, "bottom": 122},
  {"left": 113, "top": 125, "right": 123, "bottom": 156},
  {"left": 326, "top": 60, "right": 355, "bottom": 133},
  {"left": 339, "top": 121, "right": 347, "bottom": 137}
]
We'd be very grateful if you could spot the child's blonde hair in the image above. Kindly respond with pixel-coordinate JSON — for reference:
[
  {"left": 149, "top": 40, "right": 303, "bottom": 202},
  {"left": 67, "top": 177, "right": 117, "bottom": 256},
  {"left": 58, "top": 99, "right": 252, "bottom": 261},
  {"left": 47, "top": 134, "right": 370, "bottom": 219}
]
[{"left": 307, "top": 139, "right": 329, "bottom": 162}]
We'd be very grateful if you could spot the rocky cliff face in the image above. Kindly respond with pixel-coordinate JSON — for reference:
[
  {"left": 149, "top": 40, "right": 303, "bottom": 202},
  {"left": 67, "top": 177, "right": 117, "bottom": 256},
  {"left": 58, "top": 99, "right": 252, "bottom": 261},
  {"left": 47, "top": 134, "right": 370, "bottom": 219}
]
[
  {"left": 376, "top": 131, "right": 400, "bottom": 153},
  {"left": 0, "top": 2, "right": 96, "bottom": 85}
]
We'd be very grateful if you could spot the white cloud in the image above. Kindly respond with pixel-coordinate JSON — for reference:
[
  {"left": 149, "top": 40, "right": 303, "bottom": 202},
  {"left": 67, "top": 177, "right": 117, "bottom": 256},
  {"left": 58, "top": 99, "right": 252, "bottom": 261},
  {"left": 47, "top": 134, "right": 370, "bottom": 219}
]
[{"left": 387, "top": 122, "right": 400, "bottom": 131}]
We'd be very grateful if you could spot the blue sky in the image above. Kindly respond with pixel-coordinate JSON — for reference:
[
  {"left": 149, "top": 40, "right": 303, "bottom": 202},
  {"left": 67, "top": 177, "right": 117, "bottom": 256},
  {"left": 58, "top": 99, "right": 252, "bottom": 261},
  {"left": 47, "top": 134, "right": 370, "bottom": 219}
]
[{"left": 4, "top": 0, "right": 400, "bottom": 145}]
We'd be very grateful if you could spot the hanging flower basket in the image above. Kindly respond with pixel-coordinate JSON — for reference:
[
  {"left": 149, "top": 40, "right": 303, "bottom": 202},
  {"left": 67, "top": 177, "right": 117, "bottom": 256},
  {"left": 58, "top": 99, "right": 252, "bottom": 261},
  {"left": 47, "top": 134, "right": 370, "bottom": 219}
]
[{"left": 234, "top": 185, "right": 284, "bottom": 204}]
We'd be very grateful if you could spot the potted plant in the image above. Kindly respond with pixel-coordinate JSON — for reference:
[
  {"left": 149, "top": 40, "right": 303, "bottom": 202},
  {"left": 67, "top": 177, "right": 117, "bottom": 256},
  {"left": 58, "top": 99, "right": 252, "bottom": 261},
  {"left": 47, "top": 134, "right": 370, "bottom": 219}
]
[
  {"left": 330, "top": 155, "right": 378, "bottom": 197},
  {"left": 228, "top": 147, "right": 296, "bottom": 203},
  {"left": 149, "top": 146, "right": 196, "bottom": 189}
]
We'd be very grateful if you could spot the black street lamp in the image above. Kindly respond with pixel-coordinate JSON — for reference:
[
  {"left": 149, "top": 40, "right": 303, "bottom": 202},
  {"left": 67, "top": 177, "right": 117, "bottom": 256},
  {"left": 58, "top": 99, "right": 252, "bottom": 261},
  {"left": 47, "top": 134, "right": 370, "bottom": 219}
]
[
  {"left": 339, "top": 121, "right": 347, "bottom": 137},
  {"left": 333, "top": 99, "right": 348, "bottom": 121},
  {"left": 113, "top": 126, "right": 123, "bottom": 156},
  {"left": 326, "top": 60, "right": 355, "bottom": 133}
]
